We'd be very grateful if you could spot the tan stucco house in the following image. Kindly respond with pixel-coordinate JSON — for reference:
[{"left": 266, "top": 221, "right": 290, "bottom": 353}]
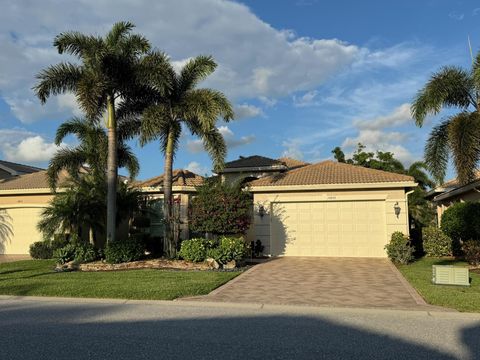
[
  {"left": 427, "top": 171, "right": 480, "bottom": 225},
  {"left": 0, "top": 168, "right": 203, "bottom": 255},
  {"left": 0, "top": 157, "right": 416, "bottom": 258}
]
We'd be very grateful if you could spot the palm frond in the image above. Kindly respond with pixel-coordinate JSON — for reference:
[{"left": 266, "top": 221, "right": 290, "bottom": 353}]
[
  {"left": 424, "top": 119, "right": 450, "bottom": 184},
  {"left": 105, "top": 21, "right": 135, "bottom": 47},
  {"left": 179, "top": 55, "right": 217, "bottom": 93},
  {"left": 447, "top": 111, "right": 480, "bottom": 184},
  {"left": 200, "top": 127, "right": 227, "bottom": 171},
  {"left": 117, "top": 144, "right": 140, "bottom": 179},
  {"left": 54, "top": 31, "right": 104, "bottom": 58},
  {"left": 33, "top": 63, "right": 83, "bottom": 103},
  {"left": 47, "top": 148, "right": 87, "bottom": 189},
  {"left": 411, "top": 66, "right": 475, "bottom": 126}
]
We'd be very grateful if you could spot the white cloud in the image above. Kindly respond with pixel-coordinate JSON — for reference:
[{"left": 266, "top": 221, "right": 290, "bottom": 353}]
[
  {"left": 0, "top": 0, "right": 419, "bottom": 123},
  {"left": 449, "top": 11, "right": 464, "bottom": 21},
  {"left": 293, "top": 90, "right": 319, "bottom": 107},
  {"left": 187, "top": 125, "right": 255, "bottom": 153},
  {"left": 341, "top": 104, "right": 418, "bottom": 164},
  {"left": 281, "top": 139, "right": 304, "bottom": 160},
  {"left": 185, "top": 161, "right": 210, "bottom": 176},
  {"left": 353, "top": 103, "right": 412, "bottom": 130},
  {"left": 2, "top": 135, "right": 63, "bottom": 163},
  {"left": 234, "top": 103, "right": 264, "bottom": 119}
]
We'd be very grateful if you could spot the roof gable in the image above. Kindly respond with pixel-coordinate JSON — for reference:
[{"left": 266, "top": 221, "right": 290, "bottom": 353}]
[
  {"left": 249, "top": 160, "right": 414, "bottom": 187},
  {"left": 223, "top": 155, "right": 285, "bottom": 170},
  {"left": 136, "top": 169, "right": 204, "bottom": 188}
]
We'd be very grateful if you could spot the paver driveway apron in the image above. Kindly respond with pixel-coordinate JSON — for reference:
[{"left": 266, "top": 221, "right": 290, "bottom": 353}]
[{"left": 186, "top": 257, "right": 439, "bottom": 310}]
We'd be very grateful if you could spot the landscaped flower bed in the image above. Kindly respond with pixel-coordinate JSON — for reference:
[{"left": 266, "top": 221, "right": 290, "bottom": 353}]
[{"left": 79, "top": 258, "right": 211, "bottom": 272}]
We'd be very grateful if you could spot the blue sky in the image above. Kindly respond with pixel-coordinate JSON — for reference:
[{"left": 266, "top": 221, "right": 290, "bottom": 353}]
[{"left": 0, "top": 0, "right": 479, "bottom": 180}]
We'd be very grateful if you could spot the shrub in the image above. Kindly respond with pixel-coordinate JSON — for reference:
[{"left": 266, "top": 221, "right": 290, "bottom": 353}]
[
  {"left": 385, "top": 232, "right": 414, "bottom": 264},
  {"left": 53, "top": 243, "right": 77, "bottom": 264},
  {"left": 29, "top": 241, "right": 53, "bottom": 259},
  {"left": 462, "top": 240, "right": 480, "bottom": 266},
  {"left": 51, "top": 234, "right": 69, "bottom": 252},
  {"left": 217, "top": 236, "right": 248, "bottom": 263},
  {"left": 422, "top": 226, "right": 453, "bottom": 257},
  {"left": 205, "top": 237, "right": 248, "bottom": 264},
  {"left": 178, "top": 238, "right": 212, "bottom": 262},
  {"left": 104, "top": 238, "right": 145, "bottom": 264},
  {"left": 189, "top": 178, "right": 253, "bottom": 236},
  {"left": 441, "top": 202, "right": 480, "bottom": 244},
  {"left": 73, "top": 243, "right": 99, "bottom": 263}
]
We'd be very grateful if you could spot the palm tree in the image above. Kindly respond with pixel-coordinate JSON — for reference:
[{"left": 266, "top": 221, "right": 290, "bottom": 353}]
[
  {"left": 139, "top": 54, "right": 234, "bottom": 257},
  {"left": 411, "top": 57, "right": 480, "bottom": 185},
  {"left": 34, "top": 21, "right": 151, "bottom": 243},
  {"left": 405, "top": 161, "right": 435, "bottom": 191},
  {"left": 47, "top": 117, "right": 139, "bottom": 189}
]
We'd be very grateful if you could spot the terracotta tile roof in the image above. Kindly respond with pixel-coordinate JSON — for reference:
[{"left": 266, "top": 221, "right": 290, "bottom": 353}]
[
  {"left": 223, "top": 155, "right": 285, "bottom": 169},
  {"left": 249, "top": 160, "right": 414, "bottom": 187},
  {"left": 277, "top": 157, "right": 309, "bottom": 170},
  {"left": 0, "top": 170, "right": 70, "bottom": 191},
  {"left": 440, "top": 170, "right": 480, "bottom": 188},
  {"left": 136, "top": 169, "right": 204, "bottom": 188}
]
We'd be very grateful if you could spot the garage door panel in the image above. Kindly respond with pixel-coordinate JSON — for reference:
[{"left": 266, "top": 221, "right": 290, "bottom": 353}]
[
  {"left": 1, "top": 207, "right": 44, "bottom": 255},
  {"left": 271, "top": 200, "right": 387, "bottom": 257}
]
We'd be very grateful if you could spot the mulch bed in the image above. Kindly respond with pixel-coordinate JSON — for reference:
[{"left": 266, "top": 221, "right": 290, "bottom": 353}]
[{"left": 79, "top": 259, "right": 211, "bottom": 272}]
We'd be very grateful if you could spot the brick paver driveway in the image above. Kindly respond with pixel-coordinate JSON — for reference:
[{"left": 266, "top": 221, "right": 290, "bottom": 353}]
[
  {"left": 186, "top": 257, "right": 444, "bottom": 310},
  {"left": 0, "top": 255, "right": 31, "bottom": 263}
]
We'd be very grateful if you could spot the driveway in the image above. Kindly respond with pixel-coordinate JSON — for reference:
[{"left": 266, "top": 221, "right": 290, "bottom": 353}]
[
  {"left": 0, "top": 255, "right": 30, "bottom": 263},
  {"left": 186, "top": 257, "right": 445, "bottom": 311}
]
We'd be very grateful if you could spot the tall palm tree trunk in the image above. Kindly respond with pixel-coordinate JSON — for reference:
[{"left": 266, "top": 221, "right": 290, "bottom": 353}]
[
  {"left": 163, "top": 130, "right": 175, "bottom": 258},
  {"left": 106, "top": 95, "right": 118, "bottom": 243}
]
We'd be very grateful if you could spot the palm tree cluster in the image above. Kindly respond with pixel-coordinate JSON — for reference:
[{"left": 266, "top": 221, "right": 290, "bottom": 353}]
[
  {"left": 411, "top": 54, "right": 480, "bottom": 185},
  {"left": 34, "top": 22, "right": 233, "bottom": 257}
]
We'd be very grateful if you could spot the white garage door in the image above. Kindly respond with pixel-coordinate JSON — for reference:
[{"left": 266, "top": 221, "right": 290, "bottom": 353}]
[
  {"left": 270, "top": 200, "right": 387, "bottom": 257},
  {"left": 0, "top": 207, "right": 44, "bottom": 255}
]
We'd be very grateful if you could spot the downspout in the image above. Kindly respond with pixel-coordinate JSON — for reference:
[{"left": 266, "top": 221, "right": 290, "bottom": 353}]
[{"left": 405, "top": 189, "right": 415, "bottom": 236}]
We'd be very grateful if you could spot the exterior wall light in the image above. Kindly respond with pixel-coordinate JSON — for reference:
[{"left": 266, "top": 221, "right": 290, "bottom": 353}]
[
  {"left": 394, "top": 202, "right": 401, "bottom": 218},
  {"left": 258, "top": 205, "right": 266, "bottom": 218}
]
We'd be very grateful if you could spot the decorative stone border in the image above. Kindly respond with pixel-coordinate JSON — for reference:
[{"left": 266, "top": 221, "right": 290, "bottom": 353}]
[{"left": 78, "top": 259, "right": 211, "bottom": 272}]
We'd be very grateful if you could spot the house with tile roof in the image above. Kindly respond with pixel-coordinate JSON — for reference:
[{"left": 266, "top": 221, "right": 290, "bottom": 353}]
[
  {"left": 0, "top": 156, "right": 416, "bottom": 258},
  {"left": 425, "top": 171, "right": 480, "bottom": 225}
]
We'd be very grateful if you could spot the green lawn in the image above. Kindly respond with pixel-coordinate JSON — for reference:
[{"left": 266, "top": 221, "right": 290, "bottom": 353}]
[
  {"left": 397, "top": 257, "right": 480, "bottom": 312},
  {"left": 0, "top": 260, "right": 239, "bottom": 300}
]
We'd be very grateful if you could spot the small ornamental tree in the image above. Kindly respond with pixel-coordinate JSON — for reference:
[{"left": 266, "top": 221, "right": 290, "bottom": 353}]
[{"left": 190, "top": 179, "right": 253, "bottom": 236}]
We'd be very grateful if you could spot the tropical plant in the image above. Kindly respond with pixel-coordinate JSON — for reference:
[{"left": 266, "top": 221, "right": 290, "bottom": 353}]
[
  {"left": 189, "top": 178, "right": 252, "bottom": 236},
  {"left": 47, "top": 117, "right": 139, "bottom": 189},
  {"left": 411, "top": 59, "right": 480, "bottom": 185},
  {"left": 34, "top": 21, "right": 151, "bottom": 243},
  {"left": 38, "top": 175, "right": 142, "bottom": 247},
  {"left": 384, "top": 232, "right": 415, "bottom": 264},
  {"left": 138, "top": 54, "right": 234, "bottom": 257}
]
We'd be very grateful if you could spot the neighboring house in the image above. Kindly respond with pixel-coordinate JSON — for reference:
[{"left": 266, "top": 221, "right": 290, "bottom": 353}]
[
  {"left": 0, "top": 168, "right": 204, "bottom": 255},
  {"left": 219, "top": 155, "right": 309, "bottom": 184},
  {"left": 0, "top": 157, "right": 416, "bottom": 259},
  {"left": 0, "top": 160, "right": 43, "bottom": 180},
  {"left": 135, "top": 169, "right": 204, "bottom": 240},
  {"left": 427, "top": 171, "right": 480, "bottom": 225}
]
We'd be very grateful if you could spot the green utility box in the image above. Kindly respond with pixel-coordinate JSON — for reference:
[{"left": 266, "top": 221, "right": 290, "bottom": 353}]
[{"left": 432, "top": 265, "right": 470, "bottom": 286}]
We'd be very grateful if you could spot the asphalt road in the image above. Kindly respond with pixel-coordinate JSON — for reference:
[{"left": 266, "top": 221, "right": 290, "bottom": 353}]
[{"left": 0, "top": 296, "right": 479, "bottom": 360}]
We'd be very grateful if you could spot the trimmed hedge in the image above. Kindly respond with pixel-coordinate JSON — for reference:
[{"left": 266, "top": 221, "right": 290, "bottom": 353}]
[
  {"left": 29, "top": 241, "right": 53, "bottom": 259},
  {"left": 463, "top": 240, "right": 480, "bottom": 266},
  {"left": 104, "top": 238, "right": 145, "bottom": 264},
  {"left": 179, "top": 237, "right": 248, "bottom": 264},
  {"left": 422, "top": 226, "right": 452, "bottom": 257},
  {"left": 441, "top": 202, "right": 480, "bottom": 242}
]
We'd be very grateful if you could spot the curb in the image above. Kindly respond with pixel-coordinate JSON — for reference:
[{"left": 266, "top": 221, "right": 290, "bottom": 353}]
[
  {"left": 387, "top": 260, "right": 429, "bottom": 306},
  {"left": 1, "top": 294, "right": 479, "bottom": 319}
]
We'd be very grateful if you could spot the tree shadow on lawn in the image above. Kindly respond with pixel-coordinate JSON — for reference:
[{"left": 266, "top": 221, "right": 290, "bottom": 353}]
[{"left": 0, "top": 302, "right": 478, "bottom": 359}]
